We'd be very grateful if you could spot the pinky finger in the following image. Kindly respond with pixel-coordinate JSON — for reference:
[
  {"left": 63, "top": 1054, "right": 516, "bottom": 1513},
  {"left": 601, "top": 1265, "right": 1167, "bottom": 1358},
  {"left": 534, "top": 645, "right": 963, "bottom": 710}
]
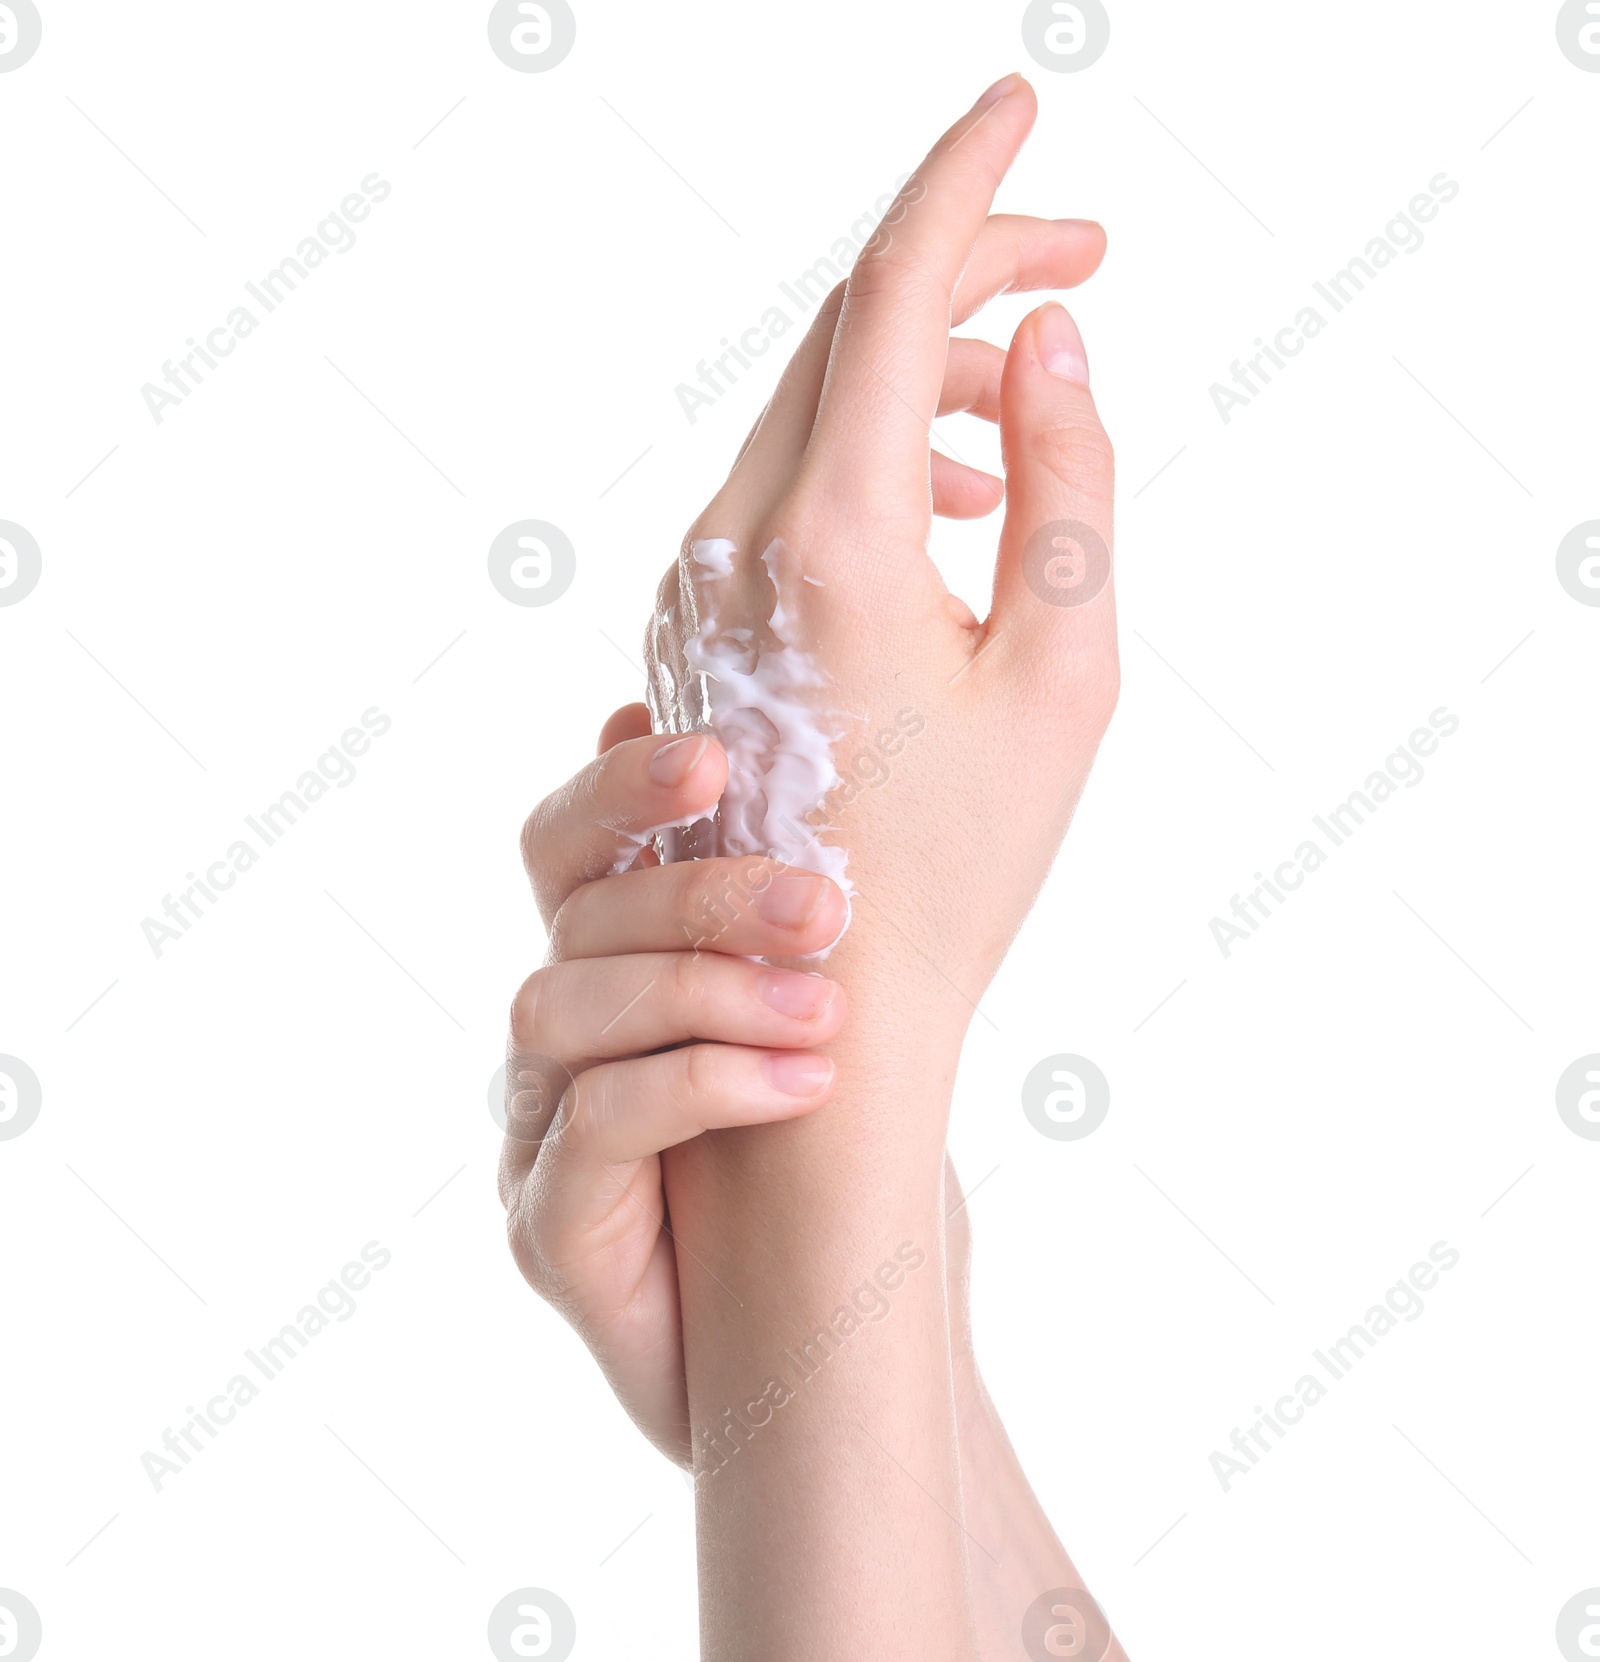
[
  {"left": 551, "top": 1044, "right": 835, "bottom": 1171},
  {"left": 933, "top": 450, "right": 1004, "bottom": 518}
]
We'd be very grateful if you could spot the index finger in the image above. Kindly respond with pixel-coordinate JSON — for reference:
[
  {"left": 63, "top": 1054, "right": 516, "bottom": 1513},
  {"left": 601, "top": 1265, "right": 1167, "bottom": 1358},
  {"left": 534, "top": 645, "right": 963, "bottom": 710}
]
[
  {"left": 804, "top": 75, "right": 1039, "bottom": 513},
  {"left": 521, "top": 719, "right": 728, "bottom": 925}
]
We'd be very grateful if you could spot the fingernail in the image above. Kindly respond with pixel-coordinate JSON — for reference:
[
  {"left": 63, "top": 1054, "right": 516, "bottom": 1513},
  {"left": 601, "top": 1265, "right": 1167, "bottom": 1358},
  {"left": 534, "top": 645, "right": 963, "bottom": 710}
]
[
  {"left": 648, "top": 734, "right": 708, "bottom": 787},
  {"left": 764, "top": 1053, "right": 835, "bottom": 1096},
  {"left": 756, "top": 873, "right": 828, "bottom": 929},
  {"left": 977, "top": 72, "right": 1023, "bottom": 107},
  {"left": 1037, "top": 303, "right": 1090, "bottom": 385},
  {"left": 759, "top": 970, "right": 835, "bottom": 1019}
]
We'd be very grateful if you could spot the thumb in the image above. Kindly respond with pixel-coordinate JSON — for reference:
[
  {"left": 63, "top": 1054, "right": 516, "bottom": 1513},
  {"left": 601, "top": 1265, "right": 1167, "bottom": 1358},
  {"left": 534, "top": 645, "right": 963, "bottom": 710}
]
[{"left": 985, "top": 302, "right": 1118, "bottom": 703}]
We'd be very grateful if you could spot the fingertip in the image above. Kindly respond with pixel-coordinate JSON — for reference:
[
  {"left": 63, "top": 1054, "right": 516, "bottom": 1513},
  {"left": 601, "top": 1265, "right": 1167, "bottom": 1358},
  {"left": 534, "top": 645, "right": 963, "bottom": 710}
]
[
  {"left": 1013, "top": 301, "right": 1089, "bottom": 388},
  {"left": 598, "top": 703, "right": 652, "bottom": 754},
  {"left": 1054, "top": 218, "right": 1107, "bottom": 279},
  {"left": 931, "top": 454, "right": 1005, "bottom": 520},
  {"left": 762, "top": 1051, "right": 837, "bottom": 1100},
  {"left": 645, "top": 731, "right": 728, "bottom": 803},
  {"left": 811, "top": 880, "right": 854, "bottom": 957},
  {"left": 758, "top": 968, "right": 848, "bottom": 1028},
  {"left": 750, "top": 869, "right": 853, "bottom": 957},
  {"left": 975, "top": 71, "right": 1037, "bottom": 117}
]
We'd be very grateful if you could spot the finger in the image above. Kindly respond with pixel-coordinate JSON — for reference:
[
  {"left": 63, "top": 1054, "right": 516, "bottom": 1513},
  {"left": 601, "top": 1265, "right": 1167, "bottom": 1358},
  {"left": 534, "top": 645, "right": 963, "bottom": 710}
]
[
  {"left": 509, "top": 954, "right": 846, "bottom": 1073},
  {"left": 593, "top": 710, "right": 659, "bottom": 871},
  {"left": 931, "top": 451, "right": 1003, "bottom": 519},
  {"left": 939, "top": 337, "right": 1006, "bottom": 422},
  {"left": 503, "top": 1042, "right": 835, "bottom": 1302},
  {"left": 738, "top": 210, "right": 1102, "bottom": 474},
  {"left": 722, "top": 214, "right": 1099, "bottom": 516},
  {"left": 982, "top": 302, "right": 1118, "bottom": 705},
  {"left": 950, "top": 215, "right": 1106, "bottom": 328},
  {"left": 550, "top": 859, "right": 849, "bottom": 962},
  {"left": 598, "top": 702, "right": 652, "bottom": 753},
  {"left": 725, "top": 284, "right": 843, "bottom": 483},
  {"left": 931, "top": 337, "right": 1008, "bottom": 517},
  {"left": 544, "top": 1042, "right": 835, "bottom": 1169},
  {"left": 804, "top": 75, "right": 1039, "bottom": 513},
  {"left": 521, "top": 732, "right": 729, "bottom": 922}
]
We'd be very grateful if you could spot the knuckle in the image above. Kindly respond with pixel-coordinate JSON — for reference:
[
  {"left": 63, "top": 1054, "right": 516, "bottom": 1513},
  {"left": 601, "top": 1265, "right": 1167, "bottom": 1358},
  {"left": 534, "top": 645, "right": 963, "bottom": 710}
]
[
  {"left": 1031, "top": 417, "right": 1116, "bottom": 498},
  {"left": 543, "top": 883, "right": 589, "bottom": 964},
  {"left": 518, "top": 790, "right": 561, "bottom": 879},
  {"left": 1050, "top": 639, "right": 1120, "bottom": 728},
  {"left": 670, "top": 950, "right": 708, "bottom": 1021},
  {"left": 552, "top": 1069, "right": 595, "bottom": 1149},
  {"left": 508, "top": 967, "right": 553, "bottom": 1051},
  {"left": 1077, "top": 650, "right": 1122, "bottom": 724},
  {"left": 504, "top": 1196, "right": 559, "bottom": 1300},
  {"left": 683, "top": 861, "right": 742, "bottom": 950},
  {"left": 511, "top": 963, "right": 574, "bottom": 1050},
  {"left": 847, "top": 244, "right": 943, "bottom": 309},
  {"left": 678, "top": 1042, "right": 721, "bottom": 1105}
]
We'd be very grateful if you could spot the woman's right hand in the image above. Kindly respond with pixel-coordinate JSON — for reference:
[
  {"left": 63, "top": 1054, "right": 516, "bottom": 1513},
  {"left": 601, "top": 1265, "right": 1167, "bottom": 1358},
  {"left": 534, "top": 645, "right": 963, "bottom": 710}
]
[{"left": 498, "top": 701, "right": 851, "bottom": 1463}]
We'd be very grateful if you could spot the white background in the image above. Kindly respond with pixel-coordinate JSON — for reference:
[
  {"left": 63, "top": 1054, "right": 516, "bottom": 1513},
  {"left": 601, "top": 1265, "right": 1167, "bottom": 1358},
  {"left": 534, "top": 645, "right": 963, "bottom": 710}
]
[{"left": 2, "top": 1, "right": 1597, "bottom": 1657}]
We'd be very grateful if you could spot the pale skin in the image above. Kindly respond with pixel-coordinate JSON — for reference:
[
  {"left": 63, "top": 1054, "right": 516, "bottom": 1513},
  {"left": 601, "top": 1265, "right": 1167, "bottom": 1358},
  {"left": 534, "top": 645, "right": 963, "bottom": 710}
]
[{"left": 502, "top": 74, "right": 1128, "bottom": 1660}]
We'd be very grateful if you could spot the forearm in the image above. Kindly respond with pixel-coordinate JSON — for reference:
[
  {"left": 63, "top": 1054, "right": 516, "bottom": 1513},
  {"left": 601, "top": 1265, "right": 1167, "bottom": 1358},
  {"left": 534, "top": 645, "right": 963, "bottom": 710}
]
[
  {"left": 955, "top": 1377, "right": 1129, "bottom": 1662},
  {"left": 663, "top": 986, "right": 975, "bottom": 1660}
]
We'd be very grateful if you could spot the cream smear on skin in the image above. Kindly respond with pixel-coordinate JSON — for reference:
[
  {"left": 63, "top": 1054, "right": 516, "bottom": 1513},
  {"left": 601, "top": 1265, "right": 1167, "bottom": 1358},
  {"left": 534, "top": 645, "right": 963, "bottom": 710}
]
[{"left": 641, "top": 537, "right": 852, "bottom": 950}]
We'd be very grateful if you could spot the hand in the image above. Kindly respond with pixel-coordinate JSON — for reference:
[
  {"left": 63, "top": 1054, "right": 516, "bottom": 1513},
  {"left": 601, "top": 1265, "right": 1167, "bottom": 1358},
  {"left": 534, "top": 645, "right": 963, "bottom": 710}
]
[
  {"left": 498, "top": 704, "right": 851, "bottom": 1461},
  {"left": 647, "top": 71, "right": 1117, "bottom": 1043},
  {"left": 500, "top": 781, "right": 1124, "bottom": 1652}
]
